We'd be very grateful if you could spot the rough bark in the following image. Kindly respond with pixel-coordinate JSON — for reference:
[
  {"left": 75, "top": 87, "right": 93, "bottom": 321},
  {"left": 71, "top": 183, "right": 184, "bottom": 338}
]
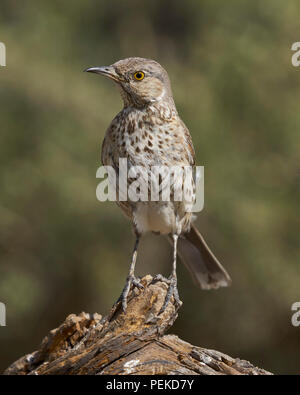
[{"left": 4, "top": 275, "right": 272, "bottom": 375}]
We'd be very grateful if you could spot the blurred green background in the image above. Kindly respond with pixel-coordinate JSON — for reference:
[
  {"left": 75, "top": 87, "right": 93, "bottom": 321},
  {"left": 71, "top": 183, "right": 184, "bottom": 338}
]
[{"left": 0, "top": 0, "right": 299, "bottom": 374}]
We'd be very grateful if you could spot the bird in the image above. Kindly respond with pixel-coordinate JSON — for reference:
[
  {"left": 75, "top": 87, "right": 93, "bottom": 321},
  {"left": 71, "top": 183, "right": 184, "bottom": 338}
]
[{"left": 85, "top": 57, "right": 231, "bottom": 314}]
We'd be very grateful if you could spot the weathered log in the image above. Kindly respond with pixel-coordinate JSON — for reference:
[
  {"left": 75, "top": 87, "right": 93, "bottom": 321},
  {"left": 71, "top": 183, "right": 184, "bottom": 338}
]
[{"left": 4, "top": 275, "right": 272, "bottom": 375}]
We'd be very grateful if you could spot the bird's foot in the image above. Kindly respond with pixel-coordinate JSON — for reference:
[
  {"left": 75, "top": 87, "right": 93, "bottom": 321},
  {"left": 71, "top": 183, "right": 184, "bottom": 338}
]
[
  {"left": 153, "top": 274, "right": 182, "bottom": 314},
  {"left": 116, "top": 275, "right": 144, "bottom": 313}
]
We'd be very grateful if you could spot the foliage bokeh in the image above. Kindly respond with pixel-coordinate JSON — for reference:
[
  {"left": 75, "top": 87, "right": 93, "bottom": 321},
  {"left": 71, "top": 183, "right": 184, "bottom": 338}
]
[{"left": 0, "top": 0, "right": 299, "bottom": 374}]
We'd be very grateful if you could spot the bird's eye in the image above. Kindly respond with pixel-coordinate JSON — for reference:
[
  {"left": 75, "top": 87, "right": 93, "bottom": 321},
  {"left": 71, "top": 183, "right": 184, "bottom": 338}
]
[{"left": 134, "top": 71, "right": 145, "bottom": 81}]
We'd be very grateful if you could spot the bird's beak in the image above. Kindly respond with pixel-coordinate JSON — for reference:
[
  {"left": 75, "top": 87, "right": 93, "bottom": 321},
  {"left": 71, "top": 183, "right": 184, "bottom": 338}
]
[{"left": 84, "top": 66, "right": 121, "bottom": 82}]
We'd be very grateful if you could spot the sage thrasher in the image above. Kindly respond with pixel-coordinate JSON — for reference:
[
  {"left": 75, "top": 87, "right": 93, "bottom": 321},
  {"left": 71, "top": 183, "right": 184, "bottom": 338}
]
[{"left": 85, "top": 58, "right": 231, "bottom": 313}]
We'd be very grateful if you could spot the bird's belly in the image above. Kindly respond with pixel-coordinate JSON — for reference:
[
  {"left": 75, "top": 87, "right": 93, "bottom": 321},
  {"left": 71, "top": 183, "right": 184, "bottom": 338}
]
[{"left": 133, "top": 202, "right": 176, "bottom": 235}]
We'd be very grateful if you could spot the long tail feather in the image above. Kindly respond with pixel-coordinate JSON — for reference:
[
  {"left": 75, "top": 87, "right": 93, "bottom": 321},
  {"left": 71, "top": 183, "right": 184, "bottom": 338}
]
[{"left": 169, "top": 224, "right": 231, "bottom": 289}]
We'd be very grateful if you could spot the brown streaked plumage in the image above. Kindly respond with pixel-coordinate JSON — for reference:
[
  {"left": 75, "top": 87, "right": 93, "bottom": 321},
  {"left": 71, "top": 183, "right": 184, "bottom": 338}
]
[{"left": 85, "top": 57, "right": 231, "bottom": 313}]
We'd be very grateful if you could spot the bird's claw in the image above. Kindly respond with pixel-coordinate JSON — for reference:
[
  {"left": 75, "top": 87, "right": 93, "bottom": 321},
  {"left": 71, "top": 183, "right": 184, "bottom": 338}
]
[
  {"left": 153, "top": 274, "right": 182, "bottom": 314},
  {"left": 117, "top": 275, "right": 144, "bottom": 313}
]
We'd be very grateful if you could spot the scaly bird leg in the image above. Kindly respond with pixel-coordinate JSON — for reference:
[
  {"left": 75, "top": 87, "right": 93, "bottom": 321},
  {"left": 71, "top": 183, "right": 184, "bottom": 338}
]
[
  {"left": 118, "top": 234, "right": 144, "bottom": 313},
  {"left": 158, "top": 234, "right": 182, "bottom": 314}
]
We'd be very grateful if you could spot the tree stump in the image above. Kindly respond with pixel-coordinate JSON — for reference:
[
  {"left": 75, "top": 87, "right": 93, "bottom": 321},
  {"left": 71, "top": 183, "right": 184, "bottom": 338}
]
[{"left": 4, "top": 275, "right": 272, "bottom": 375}]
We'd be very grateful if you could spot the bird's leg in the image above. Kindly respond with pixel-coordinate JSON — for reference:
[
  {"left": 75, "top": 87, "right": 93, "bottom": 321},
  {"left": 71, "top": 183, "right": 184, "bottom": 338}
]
[
  {"left": 118, "top": 234, "right": 144, "bottom": 313},
  {"left": 159, "top": 234, "right": 182, "bottom": 314}
]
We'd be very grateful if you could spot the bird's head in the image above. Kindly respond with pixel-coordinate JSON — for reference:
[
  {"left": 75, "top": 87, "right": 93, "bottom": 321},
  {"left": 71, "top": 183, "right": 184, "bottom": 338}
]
[{"left": 85, "top": 57, "right": 174, "bottom": 108}]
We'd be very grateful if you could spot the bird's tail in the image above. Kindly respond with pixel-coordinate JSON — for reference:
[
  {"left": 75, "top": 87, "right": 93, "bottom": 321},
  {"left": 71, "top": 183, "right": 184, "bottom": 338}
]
[{"left": 171, "top": 224, "right": 231, "bottom": 289}]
